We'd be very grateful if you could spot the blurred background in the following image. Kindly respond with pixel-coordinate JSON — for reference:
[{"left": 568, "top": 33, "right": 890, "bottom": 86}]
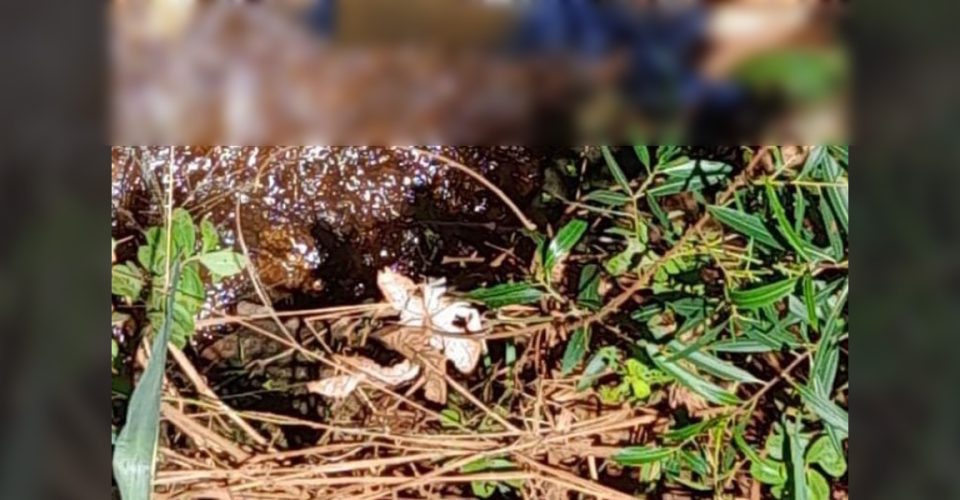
[{"left": 111, "top": 0, "right": 848, "bottom": 144}]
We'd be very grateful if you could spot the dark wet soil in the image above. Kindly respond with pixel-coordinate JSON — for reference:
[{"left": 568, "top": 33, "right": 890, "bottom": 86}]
[{"left": 112, "top": 146, "right": 552, "bottom": 342}]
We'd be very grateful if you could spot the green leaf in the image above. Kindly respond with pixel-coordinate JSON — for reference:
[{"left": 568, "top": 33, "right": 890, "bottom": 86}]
[
  {"left": 113, "top": 264, "right": 180, "bottom": 500},
  {"left": 735, "top": 427, "right": 788, "bottom": 486},
  {"left": 649, "top": 160, "right": 732, "bottom": 196},
  {"left": 576, "top": 346, "right": 618, "bottom": 391},
  {"left": 666, "top": 339, "right": 763, "bottom": 384},
  {"left": 112, "top": 263, "right": 144, "bottom": 300},
  {"left": 470, "top": 481, "right": 497, "bottom": 498},
  {"left": 765, "top": 184, "right": 834, "bottom": 263},
  {"left": 613, "top": 446, "right": 676, "bottom": 466},
  {"left": 467, "top": 282, "right": 543, "bottom": 309},
  {"left": 604, "top": 237, "right": 644, "bottom": 276},
  {"left": 634, "top": 145, "right": 651, "bottom": 172},
  {"left": 730, "top": 278, "right": 798, "bottom": 309},
  {"left": 544, "top": 219, "right": 587, "bottom": 276},
  {"left": 709, "top": 339, "right": 778, "bottom": 353},
  {"left": 707, "top": 205, "right": 785, "bottom": 251},
  {"left": 795, "top": 384, "right": 848, "bottom": 433},
  {"left": 806, "top": 469, "right": 831, "bottom": 500},
  {"left": 561, "top": 327, "right": 589, "bottom": 376},
  {"left": 806, "top": 435, "right": 847, "bottom": 477},
  {"left": 821, "top": 155, "right": 848, "bottom": 234},
  {"left": 646, "top": 345, "right": 740, "bottom": 406},
  {"left": 803, "top": 273, "right": 818, "bottom": 331},
  {"left": 170, "top": 208, "right": 196, "bottom": 257},
  {"left": 112, "top": 338, "right": 119, "bottom": 361},
  {"left": 663, "top": 419, "right": 717, "bottom": 443},
  {"left": 576, "top": 264, "right": 602, "bottom": 310},
  {"left": 656, "top": 145, "right": 681, "bottom": 166},
  {"left": 197, "top": 250, "right": 248, "bottom": 278},
  {"left": 785, "top": 416, "right": 808, "bottom": 500},
  {"left": 461, "top": 457, "right": 515, "bottom": 473},
  {"left": 200, "top": 217, "right": 219, "bottom": 253},
  {"left": 601, "top": 146, "right": 632, "bottom": 194},
  {"left": 583, "top": 189, "right": 632, "bottom": 206},
  {"left": 138, "top": 227, "right": 165, "bottom": 275}
]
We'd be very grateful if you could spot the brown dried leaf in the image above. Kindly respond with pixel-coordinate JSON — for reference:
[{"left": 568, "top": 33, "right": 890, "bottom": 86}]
[
  {"left": 306, "top": 374, "right": 361, "bottom": 398},
  {"left": 418, "top": 349, "right": 449, "bottom": 405}
]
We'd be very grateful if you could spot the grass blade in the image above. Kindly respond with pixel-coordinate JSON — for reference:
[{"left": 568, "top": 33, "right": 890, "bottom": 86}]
[{"left": 113, "top": 264, "right": 181, "bottom": 500}]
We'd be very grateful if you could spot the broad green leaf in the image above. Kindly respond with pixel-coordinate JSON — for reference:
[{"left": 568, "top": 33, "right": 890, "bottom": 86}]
[
  {"left": 576, "top": 264, "right": 602, "bottom": 310},
  {"left": 561, "top": 327, "right": 589, "bottom": 375},
  {"left": 806, "top": 469, "right": 830, "bottom": 500},
  {"left": 736, "top": 428, "right": 788, "bottom": 485},
  {"left": 112, "top": 263, "right": 144, "bottom": 300},
  {"left": 170, "top": 208, "right": 196, "bottom": 257},
  {"left": 197, "top": 250, "right": 248, "bottom": 278},
  {"left": 614, "top": 446, "right": 676, "bottom": 466},
  {"left": 601, "top": 146, "right": 631, "bottom": 194},
  {"left": 647, "top": 345, "right": 740, "bottom": 405},
  {"left": 544, "top": 219, "right": 587, "bottom": 276},
  {"left": 708, "top": 205, "right": 785, "bottom": 251},
  {"left": 785, "top": 416, "right": 808, "bottom": 500},
  {"left": 137, "top": 227, "right": 165, "bottom": 275},
  {"left": 113, "top": 264, "right": 180, "bottom": 500},
  {"left": 730, "top": 278, "right": 798, "bottom": 309},
  {"left": 584, "top": 189, "right": 631, "bottom": 206},
  {"left": 795, "top": 384, "right": 848, "bottom": 433},
  {"left": 467, "top": 282, "right": 543, "bottom": 308},
  {"left": 806, "top": 435, "right": 847, "bottom": 477},
  {"left": 200, "top": 217, "right": 219, "bottom": 253}
]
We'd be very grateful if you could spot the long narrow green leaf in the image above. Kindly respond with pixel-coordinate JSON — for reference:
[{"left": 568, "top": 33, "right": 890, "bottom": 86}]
[
  {"left": 786, "top": 416, "right": 809, "bottom": 500},
  {"left": 113, "top": 264, "right": 181, "bottom": 500},
  {"left": 613, "top": 446, "right": 676, "bottom": 466},
  {"left": 576, "top": 264, "right": 602, "bottom": 310},
  {"left": 730, "top": 277, "right": 798, "bottom": 309},
  {"left": 795, "top": 384, "right": 848, "bottom": 433},
  {"left": 467, "top": 282, "right": 543, "bottom": 309},
  {"left": 646, "top": 345, "right": 740, "bottom": 406},
  {"left": 708, "top": 205, "right": 784, "bottom": 251},
  {"left": 561, "top": 327, "right": 589, "bottom": 376},
  {"left": 821, "top": 155, "right": 849, "bottom": 233},
  {"left": 544, "top": 219, "right": 587, "bottom": 276},
  {"left": 633, "top": 145, "right": 651, "bottom": 172},
  {"left": 666, "top": 339, "right": 763, "bottom": 384},
  {"left": 766, "top": 184, "right": 812, "bottom": 262},
  {"left": 803, "top": 273, "right": 818, "bottom": 332},
  {"left": 601, "top": 146, "right": 632, "bottom": 194}
]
